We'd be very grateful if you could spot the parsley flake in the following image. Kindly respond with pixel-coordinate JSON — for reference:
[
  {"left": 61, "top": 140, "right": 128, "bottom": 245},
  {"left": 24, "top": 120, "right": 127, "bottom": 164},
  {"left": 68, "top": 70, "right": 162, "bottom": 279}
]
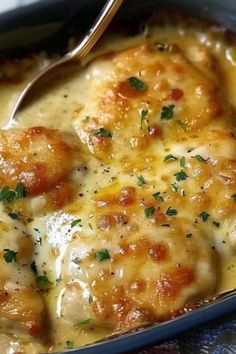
[
  {"left": 36, "top": 275, "right": 52, "bottom": 288},
  {"left": 160, "top": 104, "right": 175, "bottom": 120},
  {"left": 15, "top": 183, "right": 26, "bottom": 200},
  {"left": 180, "top": 156, "right": 186, "bottom": 168},
  {"left": 185, "top": 233, "right": 192, "bottom": 238},
  {"left": 31, "top": 260, "right": 37, "bottom": 274},
  {"left": 231, "top": 194, "right": 236, "bottom": 201},
  {"left": 91, "top": 128, "right": 113, "bottom": 138},
  {"left": 171, "top": 182, "right": 179, "bottom": 192},
  {"left": 212, "top": 221, "right": 220, "bottom": 228},
  {"left": 136, "top": 174, "right": 146, "bottom": 186},
  {"left": 8, "top": 212, "right": 19, "bottom": 220},
  {"left": 199, "top": 211, "right": 210, "bottom": 222},
  {"left": 72, "top": 257, "right": 80, "bottom": 265},
  {"left": 0, "top": 183, "right": 26, "bottom": 203},
  {"left": 88, "top": 294, "right": 93, "bottom": 304},
  {"left": 174, "top": 170, "right": 188, "bottom": 181},
  {"left": 166, "top": 207, "right": 177, "bottom": 216},
  {"left": 82, "top": 116, "right": 90, "bottom": 123},
  {"left": 152, "top": 192, "right": 164, "bottom": 201},
  {"left": 95, "top": 249, "right": 110, "bottom": 262},
  {"left": 3, "top": 249, "right": 17, "bottom": 263},
  {"left": 71, "top": 219, "right": 82, "bottom": 228},
  {"left": 75, "top": 318, "right": 92, "bottom": 326},
  {"left": 145, "top": 206, "right": 155, "bottom": 217},
  {"left": 140, "top": 109, "right": 148, "bottom": 129},
  {"left": 127, "top": 76, "right": 148, "bottom": 92},
  {"left": 164, "top": 154, "right": 177, "bottom": 163},
  {"left": 66, "top": 340, "right": 74, "bottom": 349},
  {"left": 194, "top": 155, "right": 207, "bottom": 163}
]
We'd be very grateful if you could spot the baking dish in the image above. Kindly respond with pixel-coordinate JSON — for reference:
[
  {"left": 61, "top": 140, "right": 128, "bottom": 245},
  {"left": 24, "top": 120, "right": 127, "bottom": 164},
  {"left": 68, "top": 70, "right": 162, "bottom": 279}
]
[{"left": 0, "top": 1, "right": 236, "bottom": 353}]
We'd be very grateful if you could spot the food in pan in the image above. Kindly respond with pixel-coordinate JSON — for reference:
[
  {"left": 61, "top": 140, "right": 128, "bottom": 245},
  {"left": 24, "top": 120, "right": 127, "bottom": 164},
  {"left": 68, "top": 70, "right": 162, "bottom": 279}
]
[{"left": 0, "top": 15, "right": 235, "bottom": 353}]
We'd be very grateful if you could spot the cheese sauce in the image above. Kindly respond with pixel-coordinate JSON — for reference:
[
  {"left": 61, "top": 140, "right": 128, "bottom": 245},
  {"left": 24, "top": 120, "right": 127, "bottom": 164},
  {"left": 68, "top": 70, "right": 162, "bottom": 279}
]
[{"left": 0, "top": 19, "right": 235, "bottom": 353}]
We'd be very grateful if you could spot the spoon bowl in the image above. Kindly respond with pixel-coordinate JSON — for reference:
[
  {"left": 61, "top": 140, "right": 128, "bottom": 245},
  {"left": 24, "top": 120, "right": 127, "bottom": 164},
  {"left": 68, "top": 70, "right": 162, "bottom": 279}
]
[{"left": 8, "top": 0, "right": 123, "bottom": 123}]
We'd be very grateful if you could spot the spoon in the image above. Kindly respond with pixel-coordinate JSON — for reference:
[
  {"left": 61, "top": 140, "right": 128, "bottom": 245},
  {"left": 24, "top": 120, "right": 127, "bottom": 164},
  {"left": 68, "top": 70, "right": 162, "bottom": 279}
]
[{"left": 9, "top": 0, "right": 123, "bottom": 123}]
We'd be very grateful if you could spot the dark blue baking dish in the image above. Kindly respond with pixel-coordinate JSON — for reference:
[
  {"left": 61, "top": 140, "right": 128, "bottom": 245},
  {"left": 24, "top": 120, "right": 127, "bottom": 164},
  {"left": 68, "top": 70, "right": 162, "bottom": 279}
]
[{"left": 0, "top": 1, "right": 236, "bottom": 353}]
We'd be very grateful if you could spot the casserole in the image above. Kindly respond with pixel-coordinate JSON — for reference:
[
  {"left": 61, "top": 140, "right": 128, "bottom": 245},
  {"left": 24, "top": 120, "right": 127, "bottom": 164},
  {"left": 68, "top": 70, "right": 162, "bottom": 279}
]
[{"left": 1, "top": 3, "right": 233, "bottom": 350}]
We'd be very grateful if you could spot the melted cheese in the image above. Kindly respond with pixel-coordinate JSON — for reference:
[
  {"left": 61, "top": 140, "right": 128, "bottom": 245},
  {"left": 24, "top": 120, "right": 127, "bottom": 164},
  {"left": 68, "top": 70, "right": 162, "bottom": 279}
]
[{"left": 0, "top": 20, "right": 235, "bottom": 353}]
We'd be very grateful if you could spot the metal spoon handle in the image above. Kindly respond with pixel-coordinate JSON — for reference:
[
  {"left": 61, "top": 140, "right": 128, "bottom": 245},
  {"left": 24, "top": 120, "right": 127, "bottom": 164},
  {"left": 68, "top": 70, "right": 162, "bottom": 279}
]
[{"left": 9, "top": 0, "right": 123, "bottom": 123}]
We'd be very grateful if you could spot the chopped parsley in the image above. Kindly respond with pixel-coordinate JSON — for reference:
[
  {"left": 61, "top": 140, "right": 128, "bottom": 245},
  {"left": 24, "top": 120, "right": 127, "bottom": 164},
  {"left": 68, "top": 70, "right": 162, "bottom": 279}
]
[
  {"left": 15, "top": 183, "right": 26, "bottom": 200},
  {"left": 91, "top": 128, "right": 113, "bottom": 138},
  {"left": 152, "top": 192, "right": 164, "bottom": 201},
  {"left": 194, "top": 154, "right": 207, "bottom": 163},
  {"left": 140, "top": 109, "right": 148, "bottom": 129},
  {"left": 36, "top": 275, "right": 52, "bottom": 288},
  {"left": 82, "top": 116, "right": 90, "bottom": 123},
  {"left": 160, "top": 104, "right": 175, "bottom": 120},
  {"left": 8, "top": 212, "right": 19, "bottom": 220},
  {"left": 66, "top": 340, "right": 74, "bottom": 349},
  {"left": 88, "top": 223, "right": 93, "bottom": 230},
  {"left": 145, "top": 206, "right": 155, "bottom": 217},
  {"left": 199, "top": 211, "right": 210, "bottom": 222},
  {"left": 72, "top": 257, "right": 80, "bottom": 265},
  {"left": 3, "top": 249, "right": 17, "bottom": 263},
  {"left": 180, "top": 156, "right": 186, "bottom": 168},
  {"left": 171, "top": 182, "right": 179, "bottom": 192},
  {"left": 164, "top": 154, "right": 177, "bottom": 163},
  {"left": 231, "top": 194, "right": 236, "bottom": 201},
  {"left": 166, "top": 207, "right": 177, "bottom": 216},
  {"left": 88, "top": 294, "right": 93, "bottom": 304},
  {"left": 212, "top": 221, "right": 220, "bottom": 228},
  {"left": 153, "top": 42, "right": 171, "bottom": 51},
  {"left": 71, "top": 219, "right": 82, "bottom": 228},
  {"left": 174, "top": 170, "right": 188, "bottom": 181},
  {"left": 75, "top": 319, "right": 92, "bottom": 327},
  {"left": 185, "top": 233, "right": 192, "bottom": 238},
  {"left": 31, "top": 260, "right": 37, "bottom": 274},
  {"left": 0, "top": 183, "right": 26, "bottom": 203},
  {"left": 95, "top": 249, "right": 110, "bottom": 262},
  {"left": 136, "top": 174, "right": 146, "bottom": 186},
  {"left": 127, "top": 76, "right": 148, "bottom": 92}
]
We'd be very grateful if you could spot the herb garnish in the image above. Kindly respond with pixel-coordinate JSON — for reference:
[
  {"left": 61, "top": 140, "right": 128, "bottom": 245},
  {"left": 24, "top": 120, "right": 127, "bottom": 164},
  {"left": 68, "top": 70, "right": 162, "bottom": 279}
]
[
  {"left": 0, "top": 183, "right": 26, "bottom": 203},
  {"left": 82, "top": 116, "right": 90, "bottom": 123},
  {"left": 160, "top": 104, "right": 175, "bottom": 120},
  {"left": 174, "top": 170, "right": 188, "bottom": 181},
  {"left": 199, "top": 211, "right": 210, "bottom": 222},
  {"left": 8, "top": 212, "right": 19, "bottom": 220},
  {"left": 36, "top": 275, "right": 52, "bottom": 288},
  {"left": 164, "top": 154, "right": 177, "bottom": 163},
  {"left": 91, "top": 128, "right": 113, "bottom": 138},
  {"left": 136, "top": 174, "right": 146, "bottom": 186},
  {"left": 152, "top": 192, "right": 164, "bottom": 201},
  {"left": 145, "top": 206, "right": 155, "bottom": 217},
  {"left": 88, "top": 294, "right": 93, "bottom": 304},
  {"left": 95, "top": 249, "right": 110, "bottom": 262},
  {"left": 231, "top": 194, "right": 236, "bottom": 201},
  {"left": 166, "top": 207, "right": 177, "bottom": 216},
  {"left": 127, "top": 77, "right": 148, "bottom": 92},
  {"left": 171, "top": 182, "right": 179, "bottom": 192},
  {"left": 140, "top": 109, "right": 148, "bottom": 129},
  {"left": 3, "top": 249, "right": 17, "bottom": 263},
  {"left": 31, "top": 260, "right": 37, "bottom": 274},
  {"left": 212, "top": 221, "right": 220, "bottom": 228},
  {"left": 194, "top": 155, "right": 207, "bottom": 163},
  {"left": 185, "top": 233, "right": 192, "bottom": 238},
  {"left": 180, "top": 156, "right": 186, "bottom": 167},
  {"left": 66, "top": 340, "right": 74, "bottom": 349},
  {"left": 71, "top": 219, "right": 82, "bottom": 228}
]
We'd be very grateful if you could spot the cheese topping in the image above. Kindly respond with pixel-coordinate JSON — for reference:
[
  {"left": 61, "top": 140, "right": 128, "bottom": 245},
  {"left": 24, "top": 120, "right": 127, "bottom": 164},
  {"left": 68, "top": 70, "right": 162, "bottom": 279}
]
[{"left": 0, "top": 19, "right": 235, "bottom": 353}]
